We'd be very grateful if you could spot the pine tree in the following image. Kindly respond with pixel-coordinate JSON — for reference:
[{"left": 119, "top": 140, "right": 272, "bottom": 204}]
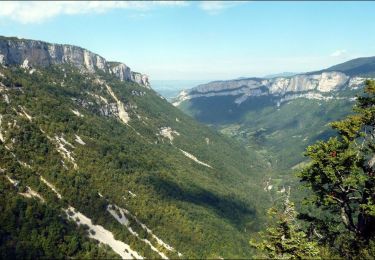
[
  {"left": 250, "top": 188, "right": 320, "bottom": 259},
  {"left": 299, "top": 80, "right": 375, "bottom": 257}
]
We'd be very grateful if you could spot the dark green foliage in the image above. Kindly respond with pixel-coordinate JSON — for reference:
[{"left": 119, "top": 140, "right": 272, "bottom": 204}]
[
  {"left": 179, "top": 89, "right": 358, "bottom": 172},
  {"left": 250, "top": 190, "right": 320, "bottom": 259},
  {"left": 0, "top": 177, "right": 119, "bottom": 259},
  {"left": 299, "top": 80, "right": 375, "bottom": 258},
  {"left": 0, "top": 63, "right": 269, "bottom": 258},
  {"left": 324, "top": 56, "right": 375, "bottom": 77}
]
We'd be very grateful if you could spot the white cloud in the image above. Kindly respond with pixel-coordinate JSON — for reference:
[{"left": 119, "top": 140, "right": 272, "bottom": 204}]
[
  {"left": 156, "top": 1, "right": 189, "bottom": 7},
  {"left": 0, "top": 1, "right": 187, "bottom": 24},
  {"left": 199, "top": 1, "right": 243, "bottom": 15},
  {"left": 330, "top": 49, "right": 347, "bottom": 57}
]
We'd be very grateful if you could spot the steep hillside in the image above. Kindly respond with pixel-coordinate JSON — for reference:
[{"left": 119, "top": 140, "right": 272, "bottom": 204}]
[
  {"left": 323, "top": 56, "right": 375, "bottom": 77},
  {"left": 0, "top": 37, "right": 269, "bottom": 258},
  {"left": 175, "top": 58, "right": 373, "bottom": 171}
]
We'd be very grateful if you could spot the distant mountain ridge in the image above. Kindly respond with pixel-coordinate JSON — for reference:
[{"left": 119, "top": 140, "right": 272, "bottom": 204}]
[
  {"left": 174, "top": 56, "right": 374, "bottom": 171},
  {"left": 173, "top": 71, "right": 358, "bottom": 107},
  {"left": 324, "top": 56, "right": 375, "bottom": 77},
  {"left": 173, "top": 57, "right": 375, "bottom": 106},
  {"left": 0, "top": 36, "right": 150, "bottom": 87},
  {"left": 263, "top": 72, "right": 298, "bottom": 78}
]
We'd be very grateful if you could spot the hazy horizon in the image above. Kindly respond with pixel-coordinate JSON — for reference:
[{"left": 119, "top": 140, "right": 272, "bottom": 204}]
[{"left": 2, "top": 1, "right": 375, "bottom": 81}]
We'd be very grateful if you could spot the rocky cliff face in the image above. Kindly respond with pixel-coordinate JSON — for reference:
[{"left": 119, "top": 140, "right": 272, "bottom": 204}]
[
  {"left": 0, "top": 37, "right": 150, "bottom": 88},
  {"left": 173, "top": 71, "right": 365, "bottom": 106}
]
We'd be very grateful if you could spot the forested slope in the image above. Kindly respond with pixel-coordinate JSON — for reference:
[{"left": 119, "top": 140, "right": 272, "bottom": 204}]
[{"left": 0, "top": 37, "right": 269, "bottom": 258}]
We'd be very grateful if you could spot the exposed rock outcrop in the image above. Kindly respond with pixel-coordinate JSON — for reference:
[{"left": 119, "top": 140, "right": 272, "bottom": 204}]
[
  {"left": 173, "top": 71, "right": 367, "bottom": 106},
  {"left": 0, "top": 36, "right": 150, "bottom": 88}
]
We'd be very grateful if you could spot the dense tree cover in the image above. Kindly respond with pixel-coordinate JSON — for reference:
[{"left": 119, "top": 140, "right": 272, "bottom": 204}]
[
  {"left": 252, "top": 80, "right": 375, "bottom": 259},
  {"left": 0, "top": 64, "right": 270, "bottom": 258},
  {"left": 0, "top": 176, "right": 119, "bottom": 259},
  {"left": 299, "top": 80, "right": 375, "bottom": 258},
  {"left": 179, "top": 87, "right": 360, "bottom": 172},
  {"left": 250, "top": 188, "right": 320, "bottom": 259},
  {"left": 325, "top": 56, "right": 375, "bottom": 78}
]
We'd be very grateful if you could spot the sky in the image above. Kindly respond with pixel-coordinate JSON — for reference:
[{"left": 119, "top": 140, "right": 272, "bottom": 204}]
[{"left": 1, "top": 1, "right": 375, "bottom": 81}]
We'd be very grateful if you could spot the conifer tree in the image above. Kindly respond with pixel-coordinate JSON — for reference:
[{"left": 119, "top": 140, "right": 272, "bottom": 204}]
[
  {"left": 250, "top": 188, "right": 320, "bottom": 259},
  {"left": 299, "top": 80, "right": 375, "bottom": 257}
]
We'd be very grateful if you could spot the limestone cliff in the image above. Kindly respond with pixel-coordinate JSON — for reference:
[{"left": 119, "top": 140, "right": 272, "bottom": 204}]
[
  {"left": 173, "top": 71, "right": 366, "bottom": 106},
  {"left": 0, "top": 36, "right": 150, "bottom": 88}
]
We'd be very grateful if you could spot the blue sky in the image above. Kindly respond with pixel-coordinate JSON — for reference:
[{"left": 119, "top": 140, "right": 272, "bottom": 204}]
[{"left": 1, "top": 1, "right": 375, "bottom": 81}]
